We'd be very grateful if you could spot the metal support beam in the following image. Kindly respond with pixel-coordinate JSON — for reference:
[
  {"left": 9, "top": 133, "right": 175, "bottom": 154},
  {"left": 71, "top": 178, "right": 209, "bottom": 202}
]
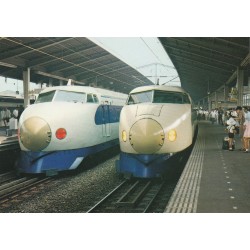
[
  {"left": 237, "top": 67, "right": 244, "bottom": 106},
  {"left": 48, "top": 78, "right": 53, "bottom": 87},
  {"left": 224, "top": 84, "right": 229, "bottom": 102},
  {"left": 23, "top": 68, "right": 30, "bottom": 108},
  {"left": 215, "top": 91, "right": 220, "bottom": 108},
  {"left": 208, "top": 94, "right": 211, "bottom": 111}
]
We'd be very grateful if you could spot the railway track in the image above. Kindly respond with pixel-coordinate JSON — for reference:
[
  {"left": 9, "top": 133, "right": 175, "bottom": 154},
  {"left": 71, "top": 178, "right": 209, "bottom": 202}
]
[
  {"left": 0, "top": 171, "right": 16, "bottom": 184},
  {"left": 87, "top": 178, "right": 177, "bottom": 213},
  {"left": 0, "top": 171, "right": 53, "bottom": 208},
  {"left": 87, "top": 144, "right": 194, "bottom": 213}
]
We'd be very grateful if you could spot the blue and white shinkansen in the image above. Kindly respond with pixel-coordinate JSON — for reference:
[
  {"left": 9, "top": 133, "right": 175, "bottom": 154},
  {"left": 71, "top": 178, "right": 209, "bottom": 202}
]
[
  {"left": 116, "top": 85, "right": 197, "bottom": 178},
  {"left": 16, "top": 86, "right": 127, "bottom": 175}
]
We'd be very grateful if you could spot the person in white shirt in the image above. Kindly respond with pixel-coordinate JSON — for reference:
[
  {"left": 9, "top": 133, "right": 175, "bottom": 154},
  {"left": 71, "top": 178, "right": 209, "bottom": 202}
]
[
  {"left": 210, "top": 109, "right": 217, "bottom": 124},
  {"left": 226, "top": 113, "right": 237, "bottom": 151},
  {"left": 3, "top": 107, "right": 11, "bottom": 127}
]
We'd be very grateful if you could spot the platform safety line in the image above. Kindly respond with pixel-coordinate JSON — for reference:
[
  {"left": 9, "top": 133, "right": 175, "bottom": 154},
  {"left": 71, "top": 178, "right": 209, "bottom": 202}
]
[
  {"left": 164, "top": 132, "right": 205, "bottom": 213},
  {"left": 164, "top": 136, "right": 204, "bottom": 212},
  {"left": 173, "top": 151, "right": 201, "bottom": 213},
  {"left": 177, "top": 145, "right": 203, "bottom": 213}
]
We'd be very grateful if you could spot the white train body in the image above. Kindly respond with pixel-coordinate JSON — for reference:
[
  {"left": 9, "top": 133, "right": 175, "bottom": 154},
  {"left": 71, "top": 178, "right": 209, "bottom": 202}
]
[
  {"left": 16, "top": 86, "right": 127, "bottom": 175},
  {"left": 116, "top": 85, "right": 197, "bottom": 178}
]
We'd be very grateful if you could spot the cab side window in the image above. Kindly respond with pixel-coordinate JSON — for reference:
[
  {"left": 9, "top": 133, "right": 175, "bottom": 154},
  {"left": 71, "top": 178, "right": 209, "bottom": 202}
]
[
  {"left": 87, "top": 94, "right": 99, "bottom": 103},
  {"left": 93, "top": 94, "right": 99, "bottom": 103}
]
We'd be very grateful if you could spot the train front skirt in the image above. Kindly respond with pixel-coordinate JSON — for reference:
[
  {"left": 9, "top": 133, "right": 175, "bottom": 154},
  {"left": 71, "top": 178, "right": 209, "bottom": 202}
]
[
  {"left": 116, "top": 152, "right": 174, "bottom": 178},
  {"left": 16, "top": 139, "right": 118, "bottom": 175}
]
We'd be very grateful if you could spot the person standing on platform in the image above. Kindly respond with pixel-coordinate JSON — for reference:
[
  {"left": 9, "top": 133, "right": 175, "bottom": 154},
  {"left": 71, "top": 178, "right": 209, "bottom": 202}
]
[
  {"left": 218, "top": 107, "right": 223, "bottom": 125},
  {"left": 3, "top": 107, "right": 11, "bottom": 127},
  {"left": 210, "top": 109, "right": 217, "bottom": 124},
  {"left": 13, "top": 106, "right": 18, "bottom": 119},
  {"left": 226, "top": 112, "right": 237, "bottom": 151},
  {"left": 242, "top": 107, "right": 250, "bottom": 153},
  {"left": 235, "top": 106, "right": 245, "bottom": 151}
]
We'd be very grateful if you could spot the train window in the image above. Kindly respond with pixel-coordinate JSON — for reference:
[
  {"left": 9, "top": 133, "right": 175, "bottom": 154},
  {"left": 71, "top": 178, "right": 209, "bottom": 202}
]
[
  {"left": 127, "top": 90, "right": 153, "bottom": 104},
  {"left": 36, "top": 90, "right": 56, "bottom": 103},
  {"left": 87, "top": 94, "right": 94, "bottom": 103},
  {"left": 54, "top": 91, "right": 86, "bottom": 103},
  {"left": 182, "top": 94, "right": 191, "bottom": 104},
  {"left": 93, "top": 94, "right": 99, "bottom": 103},
  {"left": 87, "top": 94, "right": 99, "bottom": 103},
  {"left": 153, "top": 91, "right": 191, "bottom": 104}
]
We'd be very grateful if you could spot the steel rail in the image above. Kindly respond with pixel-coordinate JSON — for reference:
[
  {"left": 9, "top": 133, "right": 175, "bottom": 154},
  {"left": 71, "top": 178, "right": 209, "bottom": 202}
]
[
  {"left": 87, "top": 180, "right": 127, "bottom": 213},
  {"left": 0, "top": 171, "right": 16, "bottom": 184},
  {"left": 116, "top": 180, "right": 152, "bottom": 207},
  {"left": 143, "top": 182, "right": 165, "bottom": 213},
  {"left": 0, "top": 177, "right": 51, "bottom": 203}
]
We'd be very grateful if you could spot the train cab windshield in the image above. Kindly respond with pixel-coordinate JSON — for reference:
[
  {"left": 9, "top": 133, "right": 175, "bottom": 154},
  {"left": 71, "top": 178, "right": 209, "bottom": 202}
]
[
  {"left": 36, "top": 90, "right": 87, "bottom": 104},
  {"left": 127, "top": 90, "right": 190, "bottom": 105}
]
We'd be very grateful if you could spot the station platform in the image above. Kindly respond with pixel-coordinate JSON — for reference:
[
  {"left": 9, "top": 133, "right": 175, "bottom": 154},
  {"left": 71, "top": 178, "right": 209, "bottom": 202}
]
[
  {"left": 165, "top": 120, "right": 250, "bottom": 213},
  {"left": 0, "top": 126, "right": 18, "bottom": 146},
  {"left": 0, "top": 126, "right": 19, "bottom": 173}
]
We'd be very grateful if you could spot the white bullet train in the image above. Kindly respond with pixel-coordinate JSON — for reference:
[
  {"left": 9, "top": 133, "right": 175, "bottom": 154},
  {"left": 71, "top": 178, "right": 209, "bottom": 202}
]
[
  {"left": 116, "top": 85, "right": 198, "bottom": 178},
  {"left": 16, "top": 85, "right": 127, "bottom": 175}
]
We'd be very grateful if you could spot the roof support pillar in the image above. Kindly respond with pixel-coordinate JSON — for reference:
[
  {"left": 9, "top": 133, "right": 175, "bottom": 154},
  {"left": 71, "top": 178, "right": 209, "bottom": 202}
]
[
  {"left": 202, "top": 98, "right": 206, "bottom": 108},
  {"left": 23, "top": 67, "right": 30, "bottom": 108},
  {"left": 207, "top": 94, "right": 211, "bottom": 111},
  {"left": 197, "top": 100, "right": 200, "bottom": 108},
  {"left": 48, "top": 78, "right": 53, "bottom": 87},
  {"left": 214, "top": 91, "right": 218, "bottom": 109},
  {"left": 224, "top": 84, "right": 229, "bottom": 102},
  {"left": 236, "top": 67, "right": 244, "bottom": 106}
]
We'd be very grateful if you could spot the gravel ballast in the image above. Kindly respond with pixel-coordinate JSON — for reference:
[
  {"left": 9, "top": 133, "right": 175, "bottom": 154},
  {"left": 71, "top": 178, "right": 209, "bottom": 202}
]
[{"left": 1, "top": 148, "right": 122, "bottom": 213}]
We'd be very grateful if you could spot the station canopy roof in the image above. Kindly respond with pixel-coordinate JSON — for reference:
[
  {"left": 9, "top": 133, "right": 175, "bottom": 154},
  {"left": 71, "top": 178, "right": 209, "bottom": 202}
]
[
  {"left": 0, "top": 37, "right": 153, "bottom": 94},
  {"left": 0, "top": 37, "right": 249, "bottom": 102},
  {"left": 159, "top": 37, "right": 249, "bottom": 102}
]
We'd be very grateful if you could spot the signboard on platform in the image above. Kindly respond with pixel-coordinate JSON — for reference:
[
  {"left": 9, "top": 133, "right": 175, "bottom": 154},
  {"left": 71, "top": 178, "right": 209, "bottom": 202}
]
[{"left": 228, "top": 87, "right": 238, "bottom": 102}]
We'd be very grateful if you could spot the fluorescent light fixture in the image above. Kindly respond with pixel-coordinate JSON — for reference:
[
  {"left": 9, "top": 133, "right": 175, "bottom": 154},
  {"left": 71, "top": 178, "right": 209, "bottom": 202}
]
[{"left": 0, "top": 61, "right": 17, "bottom": 68}]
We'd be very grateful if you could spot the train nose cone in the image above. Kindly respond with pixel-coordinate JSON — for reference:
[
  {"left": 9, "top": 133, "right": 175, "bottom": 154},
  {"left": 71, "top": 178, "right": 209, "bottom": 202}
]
[
  {"left": 129, "top": 118, "right": 165, "bottom": 154},
  {"left": 20, "top": 117, "right": 52, "bottom": 151}
]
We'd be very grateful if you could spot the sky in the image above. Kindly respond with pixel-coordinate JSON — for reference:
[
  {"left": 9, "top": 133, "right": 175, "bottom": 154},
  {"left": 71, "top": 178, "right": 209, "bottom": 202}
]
[
  {"left": 0, "top": 38, "right": 180, "bottom": 95},
  {"left": 88, "top": 37, "right": 181, "bottom": 86},
  {"left": 0, "top": 76, "right": 40, "bottom": 96}
]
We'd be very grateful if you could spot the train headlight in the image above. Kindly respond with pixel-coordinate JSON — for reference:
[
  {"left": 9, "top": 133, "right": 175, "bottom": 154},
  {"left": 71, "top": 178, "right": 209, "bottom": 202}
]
[
  {"left": 168, "top": 129, "right": 177, "bottom": 142},
  {"left": 122, "top": 130, "right": 127, "bottom": 142},
  {"left": 56, "top": 128, "right": 67, "bottom": 140}
]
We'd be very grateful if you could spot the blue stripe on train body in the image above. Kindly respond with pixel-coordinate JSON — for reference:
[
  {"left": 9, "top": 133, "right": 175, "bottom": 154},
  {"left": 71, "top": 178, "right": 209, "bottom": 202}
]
[
  {"left": 94, "top": 105, "right": 122, "bottom": 124},
  {"left": 17, "top": 139, "right": 119, "bottom": 174}
]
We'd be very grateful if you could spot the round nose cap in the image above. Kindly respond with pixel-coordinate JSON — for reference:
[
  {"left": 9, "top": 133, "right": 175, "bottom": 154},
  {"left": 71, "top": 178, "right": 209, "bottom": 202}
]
[
  {"left": 20, "top": 117, "right": 52, "bottom": 151},
  {"left": 129, "top": 118, "right": 165, "bottom": 154}
]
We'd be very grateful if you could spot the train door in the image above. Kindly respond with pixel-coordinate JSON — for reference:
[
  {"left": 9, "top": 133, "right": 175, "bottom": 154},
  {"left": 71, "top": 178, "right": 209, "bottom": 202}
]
[{"left": 101, "top": 103, "right": 111, "bottom": 137}]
